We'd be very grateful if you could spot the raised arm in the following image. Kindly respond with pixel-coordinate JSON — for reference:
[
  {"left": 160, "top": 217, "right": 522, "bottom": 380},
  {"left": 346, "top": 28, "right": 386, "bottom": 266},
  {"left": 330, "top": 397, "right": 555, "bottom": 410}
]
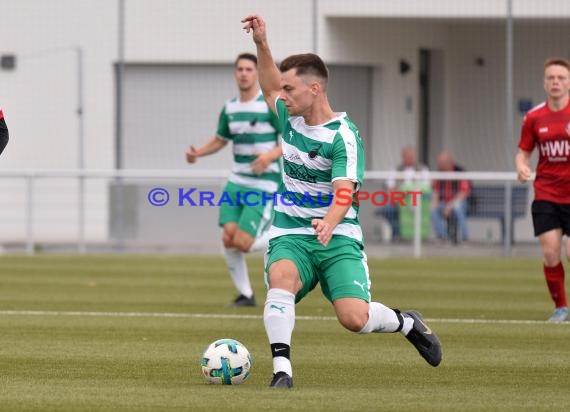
[{"left": 242, "top": 14, "right": 281, "bottom": 113}]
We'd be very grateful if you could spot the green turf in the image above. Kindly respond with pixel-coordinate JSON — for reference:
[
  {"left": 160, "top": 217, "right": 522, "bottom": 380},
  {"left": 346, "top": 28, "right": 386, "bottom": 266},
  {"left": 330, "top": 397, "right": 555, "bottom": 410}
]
[{"left": 0, "top": 255, "right": 569, "bottom": 411}]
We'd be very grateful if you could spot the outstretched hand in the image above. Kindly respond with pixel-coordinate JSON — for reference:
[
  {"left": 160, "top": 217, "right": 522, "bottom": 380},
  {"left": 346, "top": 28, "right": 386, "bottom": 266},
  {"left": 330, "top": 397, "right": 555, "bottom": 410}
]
[
  {"left": 241, "top": 14, "right": 267, "bottom": 44},
  {"left": 251, "top": 152, "right": 271, "bottom": 175},
  {"left": 185, "top": 146, "right": 199, "bottom": 163}
]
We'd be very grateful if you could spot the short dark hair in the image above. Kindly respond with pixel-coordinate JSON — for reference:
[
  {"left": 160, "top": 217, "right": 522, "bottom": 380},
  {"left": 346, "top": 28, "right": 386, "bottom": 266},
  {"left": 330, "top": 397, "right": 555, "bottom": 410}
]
[
  {"left": 544, "top": 57, "right": 570, "bottom": 72},
  {"left": 235, "top": 53, "right": 257, "bottom": 67},
  {"left": 279, "top": 53, "right": 328, "bottom": 83}
]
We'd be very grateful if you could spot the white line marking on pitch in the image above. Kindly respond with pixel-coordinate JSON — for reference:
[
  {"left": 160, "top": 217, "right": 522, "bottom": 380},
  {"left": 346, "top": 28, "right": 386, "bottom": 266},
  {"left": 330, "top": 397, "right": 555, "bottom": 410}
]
[{"left": 0, "top": 310, "right": 567, "bottom": 325}]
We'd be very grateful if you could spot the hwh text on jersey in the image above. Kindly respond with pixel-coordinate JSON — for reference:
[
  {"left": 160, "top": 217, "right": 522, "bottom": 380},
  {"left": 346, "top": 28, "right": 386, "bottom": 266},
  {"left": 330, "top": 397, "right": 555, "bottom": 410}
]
[{"left": 539, "top": 139, "right": 570, "bottom": 162}]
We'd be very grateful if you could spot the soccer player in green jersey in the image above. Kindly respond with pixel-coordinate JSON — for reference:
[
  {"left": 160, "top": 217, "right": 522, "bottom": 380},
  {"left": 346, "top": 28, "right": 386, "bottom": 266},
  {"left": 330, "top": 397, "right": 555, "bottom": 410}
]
[
  {"left": 186, "top": 53, "right": 282, "bottom": 307},
  {"left": 242, "top": 15, "right": 442, "bottom": 388}
]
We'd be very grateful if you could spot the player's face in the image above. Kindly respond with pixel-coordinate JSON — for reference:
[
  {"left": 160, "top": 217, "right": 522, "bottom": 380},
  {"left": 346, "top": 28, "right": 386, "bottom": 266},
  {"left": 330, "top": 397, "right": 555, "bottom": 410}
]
[
  {"left": 235, "top": 59, "right": 258, "bottom": 92},
  {"left": 543, "top": 65, "right": 570, "bottom": 101},
  {"left": 279, "top": 69, "right": 315, "bottom": 116},
  {"left": 402, "top": 148, "right": 416, "bottom": 167}
]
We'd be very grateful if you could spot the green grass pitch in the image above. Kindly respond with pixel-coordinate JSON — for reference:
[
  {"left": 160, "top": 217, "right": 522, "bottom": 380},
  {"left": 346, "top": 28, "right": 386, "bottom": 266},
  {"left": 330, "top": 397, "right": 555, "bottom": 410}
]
[{"left": 0, "top": 255, "right": 569, "bottom": 411}]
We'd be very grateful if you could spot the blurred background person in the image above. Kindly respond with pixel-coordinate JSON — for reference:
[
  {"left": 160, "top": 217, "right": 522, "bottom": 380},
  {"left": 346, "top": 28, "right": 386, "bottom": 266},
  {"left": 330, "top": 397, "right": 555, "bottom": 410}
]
[
  {"left": 431, "top": 151, "right": 471, "bottom": 244},
  {"left": 516, "top": 57, "right": 570, "bottom": 322},
  {"left": 185, "top": 53, "right": 282, "bottom": 307},
  {"left": 378, "top": 145, "right": 429, "bottom": 241}
]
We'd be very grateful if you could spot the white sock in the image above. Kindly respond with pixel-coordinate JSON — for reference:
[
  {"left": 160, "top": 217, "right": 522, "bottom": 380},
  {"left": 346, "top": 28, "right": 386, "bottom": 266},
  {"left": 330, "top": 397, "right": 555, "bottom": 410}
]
[
  {"left": 272, "top": 357, "right": 292, "bottom": 376},
  {"left": 264, "top": 288, "right": 295, "bottom": 376},
  {"left": 359, "top": 302, "right": 412, "bottom": 334},
  {"left": 249, "top": 230, "right": 272, "bottom": 252},
  {"left": 400, "top": 315, "right": 414, "bottom": 336},
  {"left": 223, "top": 247, "right": 252, "bottom": 298}
]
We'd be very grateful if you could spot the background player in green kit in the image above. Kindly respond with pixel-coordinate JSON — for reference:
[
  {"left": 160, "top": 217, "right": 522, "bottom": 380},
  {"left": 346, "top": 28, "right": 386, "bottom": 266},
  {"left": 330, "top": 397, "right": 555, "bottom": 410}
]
[
  {"left": 242, "top": 14, "right": 442, "bottom": 388},
  {"left": 186, "top": 53, "right": 282, "bottom": 307}
]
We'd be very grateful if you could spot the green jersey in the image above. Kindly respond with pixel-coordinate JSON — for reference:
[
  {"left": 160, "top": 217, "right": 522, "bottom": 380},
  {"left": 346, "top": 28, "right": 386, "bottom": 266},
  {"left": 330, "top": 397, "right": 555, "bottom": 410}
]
[
  {"left": 269, "top": 99, "right": 365, "bottom": 243},
  {"left": 216, "top": 92, "right": 281, "bottom": 193}
]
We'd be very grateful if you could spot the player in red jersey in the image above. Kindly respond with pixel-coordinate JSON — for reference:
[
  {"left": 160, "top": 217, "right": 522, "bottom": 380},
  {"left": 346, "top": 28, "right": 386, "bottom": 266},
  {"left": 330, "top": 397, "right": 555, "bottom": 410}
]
[
  {"left": 516, "top": 57, "right": 570, "bottom": 322},
  {"left": 0, "top": 108, "right": 8, "bottom": 156}
]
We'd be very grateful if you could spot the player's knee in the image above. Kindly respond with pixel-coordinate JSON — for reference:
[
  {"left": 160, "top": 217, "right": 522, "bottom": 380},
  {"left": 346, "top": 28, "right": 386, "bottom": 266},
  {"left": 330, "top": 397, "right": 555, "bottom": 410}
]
[
  {"left": 544, "top": 256, "right": 561, "bottom": 267},
  {"left": 222, "top": 225, "right": 237, "bottom": 248},
  {"left": 268, "top": 271, "right": 299, "bottom": 292},
  {"left": 232, "top": 233, "right": 254, "bottom": 253},
  {"left": 544, "top": 250, "right": 561, "bottom": 266},
  {"left": 268, "top": 270, "right": 292, "bottom": 286},
  {"left": 236, "top": 243, "right": 249, "bottom": 253},
  {"left": 337, "top": 311, "right": 368, "bottom": 332},
  {"left": 233, "top": 235, "right": 253, "bottom": 252},
  {"left": 222, "top": 234, "right": 233, "bottom": 248}
]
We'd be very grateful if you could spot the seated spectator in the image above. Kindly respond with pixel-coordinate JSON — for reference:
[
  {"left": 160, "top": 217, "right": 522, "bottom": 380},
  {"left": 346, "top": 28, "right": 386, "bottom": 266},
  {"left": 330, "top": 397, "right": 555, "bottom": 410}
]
[
  {"left": 379, "top": 145, "right": 429, "bottom": 240},
  {"left": 430, "top": 151, "right": 471, "bottom": 243}
]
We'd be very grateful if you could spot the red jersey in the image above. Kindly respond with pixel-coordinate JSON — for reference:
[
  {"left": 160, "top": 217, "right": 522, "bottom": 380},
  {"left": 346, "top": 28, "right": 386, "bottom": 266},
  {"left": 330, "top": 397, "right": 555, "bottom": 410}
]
[
  {"left": 0, "top": 108, "right": 3, "bottom": 119},
  {"left": 518, "top": 100, "right": 570, "bottom": 203},
  {"left": 432, "top": 164, "right": 471, "bottom": 203}
]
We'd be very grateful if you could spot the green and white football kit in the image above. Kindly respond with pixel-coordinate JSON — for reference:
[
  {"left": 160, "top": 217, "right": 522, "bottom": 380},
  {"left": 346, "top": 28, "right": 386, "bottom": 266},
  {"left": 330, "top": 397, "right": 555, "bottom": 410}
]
[
  {"left": 265, "top": 98, "right": 369, "bottom": 302},
  {"left": 212, "top": 91, "right": 282, "bottom": 307},
  {"left": 263, "top": 98, "right": 442, "bottom": 386},
  {"left": 216, "top": 92, "right": 281, "bottom": 237}
]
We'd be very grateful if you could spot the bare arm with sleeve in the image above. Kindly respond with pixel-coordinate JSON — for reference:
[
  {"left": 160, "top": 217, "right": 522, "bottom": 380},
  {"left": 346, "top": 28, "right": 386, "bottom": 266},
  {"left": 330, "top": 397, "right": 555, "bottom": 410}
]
[{"left": 242, "top": 14, "right": 281, "bottom": 114}]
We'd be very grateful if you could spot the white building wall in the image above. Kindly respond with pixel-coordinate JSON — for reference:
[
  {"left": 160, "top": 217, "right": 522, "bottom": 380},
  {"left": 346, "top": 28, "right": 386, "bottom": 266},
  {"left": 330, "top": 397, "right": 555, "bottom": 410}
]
[
  {"left": 1, "top": 0, "right": 117, "bottom": 169},
  {"left": 320, "top": 0, "right": 570, "bottom": 18},
  {"left": 124, "top": 0, "right": 313, "bottom": 62},
  {"left": 0, "top": 0, "right": 118, "bottom": 242},
  {"left": 443, "top": 21, "right": 570, "bottom": 172},
  {"left": 444, "top": 23, "right": 509, "bottom": 171},
  {"left": 318, "top": 18, "right": 449, "bottom": 170}
]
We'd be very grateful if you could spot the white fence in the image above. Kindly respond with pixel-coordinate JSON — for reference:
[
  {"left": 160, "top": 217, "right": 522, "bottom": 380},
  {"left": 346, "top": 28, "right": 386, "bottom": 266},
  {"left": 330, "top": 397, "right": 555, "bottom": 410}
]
[{"left": 0, "top": 169, "right": 533, "bottom": 257}]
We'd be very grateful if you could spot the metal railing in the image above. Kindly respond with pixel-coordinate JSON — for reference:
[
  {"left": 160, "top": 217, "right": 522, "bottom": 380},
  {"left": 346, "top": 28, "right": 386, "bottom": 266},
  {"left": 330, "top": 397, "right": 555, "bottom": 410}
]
[{"left": 0, "top": 169, "right": 529, "bottom": 257}]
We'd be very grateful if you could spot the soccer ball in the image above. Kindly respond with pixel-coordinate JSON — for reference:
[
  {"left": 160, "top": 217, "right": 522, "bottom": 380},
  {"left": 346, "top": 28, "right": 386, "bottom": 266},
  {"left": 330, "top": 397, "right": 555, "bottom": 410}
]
[{"left": 200, "top": 338, "right": 252, "bottom": 385}]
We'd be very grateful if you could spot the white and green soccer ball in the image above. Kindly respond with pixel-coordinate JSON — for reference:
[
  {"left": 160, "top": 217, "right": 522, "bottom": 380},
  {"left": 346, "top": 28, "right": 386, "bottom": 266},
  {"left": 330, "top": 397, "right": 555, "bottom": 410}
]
[{"left": 200, "top": 338, "right": 253, "bottom": 385}]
